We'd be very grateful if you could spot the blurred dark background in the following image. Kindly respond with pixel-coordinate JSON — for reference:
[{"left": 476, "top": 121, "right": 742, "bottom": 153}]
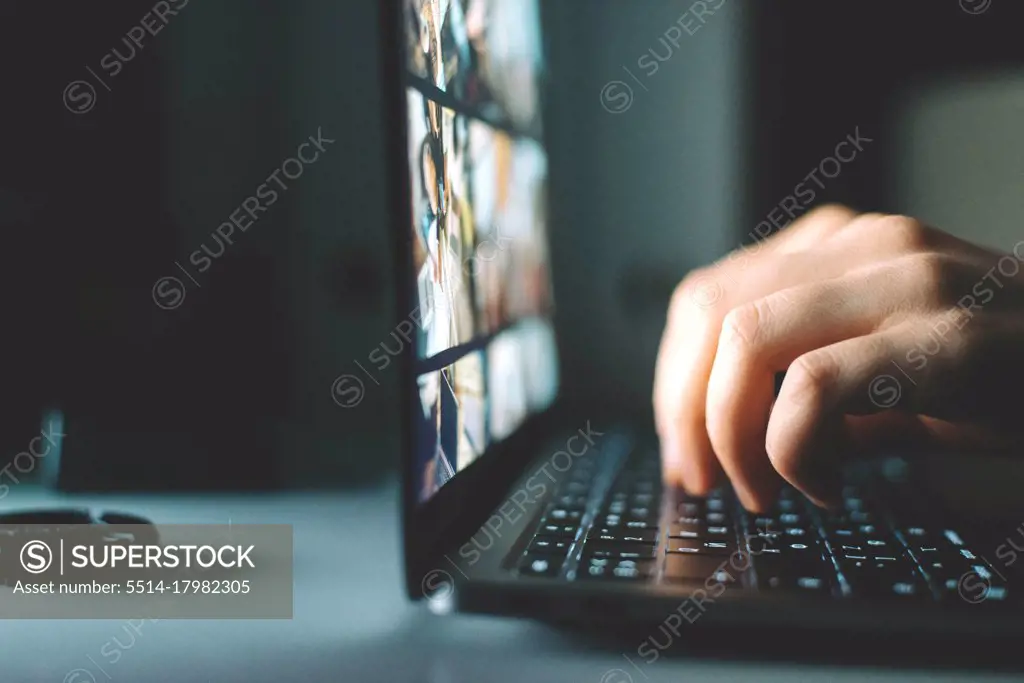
[{"left": 1, "top": 0, "right": 1022, "bottom": 494}]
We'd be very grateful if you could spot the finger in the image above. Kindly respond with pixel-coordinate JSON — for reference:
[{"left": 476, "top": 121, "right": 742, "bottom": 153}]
[
  {"left": 824, "top": 213, "right": 1005, "bottom": 267},
  {"left": 709, "top": 206, "right": 863, "bottom": 296},
  {"left": 762, "top": 315, "right": 1024, "bottom": 508},
  {"left": 655, "top": 205, "right": 859, "bottom": 492},
  {"left": 766, "top": 332, "right": 904, "bottom": 508},
  {"left": 654, "top": 301, "right": 722, "bottom": 491},
  {"left": 773, "top": 206, "right": 868, "bottom": 255},
  {"left": 704, "top": 257, "right": 950, "bottom": 511}
]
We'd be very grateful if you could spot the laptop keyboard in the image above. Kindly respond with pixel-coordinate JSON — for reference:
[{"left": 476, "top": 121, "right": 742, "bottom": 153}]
[{"left": 514, "top": 445, "right": 1011, "bottom": 604}]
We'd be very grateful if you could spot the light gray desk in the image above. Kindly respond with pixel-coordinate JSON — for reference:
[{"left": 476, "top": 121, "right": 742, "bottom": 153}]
[{"left": 3, "top": 483, "right": 1019, "bottom": 683}]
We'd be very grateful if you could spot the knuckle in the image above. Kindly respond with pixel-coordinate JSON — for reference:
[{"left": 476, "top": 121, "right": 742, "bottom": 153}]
[
  {"left": 719, "top": 303, "right": 764, "bottom": 354},
  {"left": 903, "top": 252, "right": 956, "bottom": 305},
  {"left": 832, "top": 211, "right": 886, "bottom": 240},
  {"left": 671, "top": 267, "right": 720, "bottom": 316},
  {"left": 873, "top": 215, "right": 933, "bottom": 253},
  {"left": 782, "top": 352, "right": 835, "bottom": 412},
  {"left": 768, "top": 355, "right": 835, "bottom": 476},
  {"left": 722, "top": 243, "right": 757, "bottom": 267},
  {"left": 672, "top": 269, "right": 702, "bottom": 305},
  {"left": 928, "top": 308, "right": 973, "bottom": 359},
  {"left": 807, "top": 203, "right": 857, "bottom": 230}
]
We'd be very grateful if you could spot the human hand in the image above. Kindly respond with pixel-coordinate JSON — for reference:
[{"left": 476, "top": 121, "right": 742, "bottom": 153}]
[{"left": 653, "top": 205, "right": 1024, "bottom": 512}]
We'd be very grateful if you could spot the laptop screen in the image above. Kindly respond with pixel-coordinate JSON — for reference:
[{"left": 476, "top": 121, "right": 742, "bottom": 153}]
[{"left": 402, "top": 0, "right": 559, "bottom": 504}]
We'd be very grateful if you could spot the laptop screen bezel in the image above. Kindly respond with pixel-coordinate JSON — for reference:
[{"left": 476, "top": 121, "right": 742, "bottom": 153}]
[{"left": 379, "top": 0, "right": 564, "bottom": 599}]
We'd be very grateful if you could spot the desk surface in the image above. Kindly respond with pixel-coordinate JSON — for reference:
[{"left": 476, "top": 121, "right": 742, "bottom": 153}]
[{"left": 3, "top": 483, "right": 1020, "bottom": 683}]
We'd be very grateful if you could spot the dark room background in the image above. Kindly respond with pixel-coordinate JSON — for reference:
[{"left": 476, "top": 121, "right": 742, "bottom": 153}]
[{"left": 2, "top": 0, "right": 1021, "bottom": 493}]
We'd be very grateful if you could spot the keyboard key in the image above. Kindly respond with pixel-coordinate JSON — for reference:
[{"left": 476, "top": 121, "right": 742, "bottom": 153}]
[
  {"left": 539, "top": 524, "right": 578, "bottom": 538},
  {"left": 848, "top": 574, "right": 930, "bottom": 599},
  {"left": 903, "top": 526, "right": 930, "bottom": 540},
  {"left": 939, "top": 574, "right": 1011, "bottom": 604},
  {"left": 850, "top": 511, "right": 875, "bottom": 525},
  {"left": 667, "top": 522, "right": 736, "bottom": 541},
  {"left": 943, "top": 529, "right": 967, "bottom": 546},
  {"left": 779, "top": 539, "right": 821, "bottom": 556},
  {"left": 624, "top": 519, "right": 660, "bottom": 529},
  {"left": 599, "top": 513, "right": 660, "bottom": 530},
  {"left": 775, "top": 498, "right": 798, "bottom": 512},
  {"left": 759, "top": 573, "right": 831, "bottom": 594},
  {"left": 555, "top": 494, "right": 588, "bottom": 509},
  {"left": 844, "top": 496, "right": 864, "bottom": 511},
  {"left": 839, "top": 552, "right": 905, "bottom": 569},
  {"left": 668, "top": 528, "right": 701, "bottom": 539},
  {"left": 579, "top": 556, "right": 655, "bottom": 581},
  {"left": 753, "top": 553, "right": 826, "bottom": 580},
  {"left": 562, "top": 481, "right": 590, "bottom": 495},
  {"left": 588, "top": 528, "right": 658, "bottom": 544},
  {"left": 666, "top": 538, "right": 736, "bottom": 555},
  {"left": 829, "top": 528, "right": 857, "bottom": 540},
  {"left": 888, "top": 580, "right": 928, "bottom": 597},
  {"left": 913, "top": 546, "right": 971, "bottom": 572},
  {"left": 917, "top": 558, "right": 954, "bottom": 576},
  {"left": 518, "top": 554, "right": 562, "bottom": 577},
  {"left": 584, "top": 543, "right": 657, "bottom": 559},
  {"left": 543, "top": 507, "right": 584, "bottom": 524},
  {"left": 663, "top": 554, "right": 746, "bottom": 583},
  {"left": 912, "top": 544, "right": 944, "bottom": 557},
  {"left": 630, "top": 492, "right": 656, "bottom": 505},
  {"left": 744, "top": 532, "right": 785, "bottom": 556},
  {"left": 667, "top": 522, "right": 703, "bottom": 538},
  {"left": 606, "top": 505, "right": 660, "bottom": 524},
  {"left": 677, "top": 502, "right": 702, "bottom": 516},
  {"left": 529, "top": 538, "right": 571, "bottom": 554},
  {"left": 696, "top": 539, "right": 736, "bottom": 553},
  {"left": 841, "top": 556, "right": 925, "bottom": 598},
  {"left": 676, "top": 515, "right": 703, "bottom": 526},
  {"left": 860, "top": 536, "right": 893, "bottom": 550},
  {"left": 841, "top": 554, "right": 911, "bottom": 571}
]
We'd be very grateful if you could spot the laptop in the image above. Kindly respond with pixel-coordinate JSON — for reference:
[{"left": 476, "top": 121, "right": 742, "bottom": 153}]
[{"left": 382, "top": 0, "right": 1024, "bottom": 643}]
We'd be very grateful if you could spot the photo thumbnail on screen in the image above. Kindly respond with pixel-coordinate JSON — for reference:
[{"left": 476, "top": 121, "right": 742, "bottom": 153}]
[
  {"left": 403, "top": 0, "right": 558, "bottom": 504},
  {"left": 404, "top": 0, "right": 543, "bottom": 133}
]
